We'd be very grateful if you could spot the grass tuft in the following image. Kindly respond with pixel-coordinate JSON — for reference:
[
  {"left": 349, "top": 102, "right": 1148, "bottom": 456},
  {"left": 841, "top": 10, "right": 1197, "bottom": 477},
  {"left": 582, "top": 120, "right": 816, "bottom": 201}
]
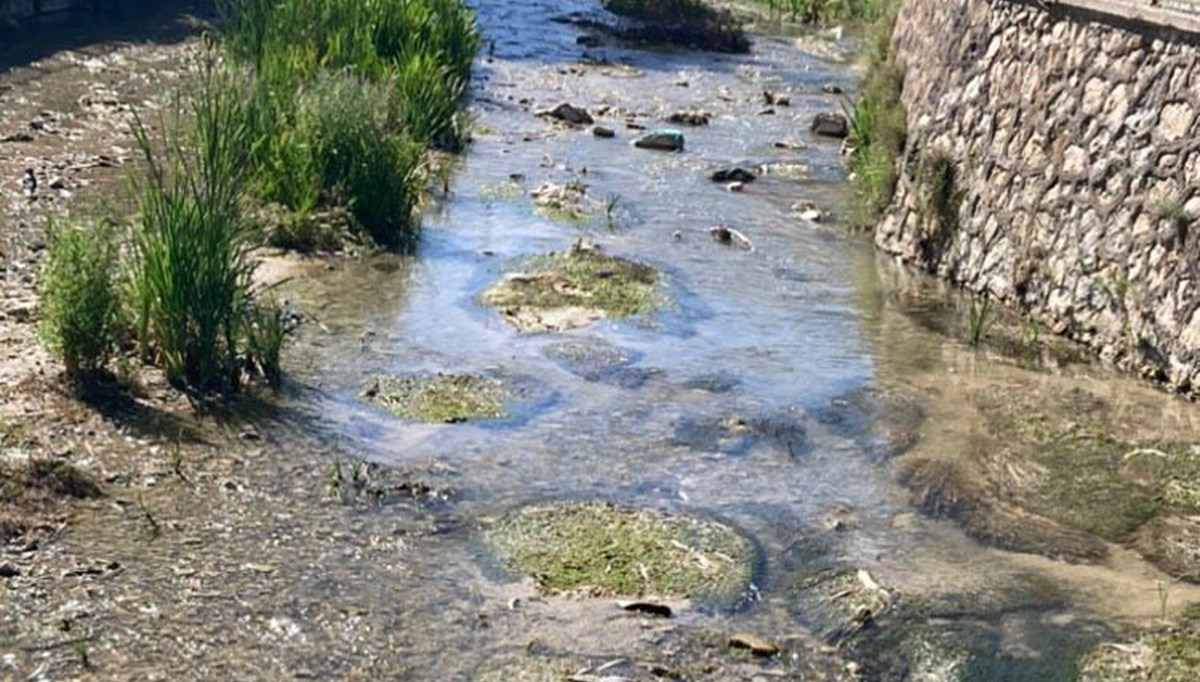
[
  {"left": 39, "top": 218, "right": 120, "bottom": 381},
  {"left": 846, "top": 0, "right": 906, "bottom": 228}
]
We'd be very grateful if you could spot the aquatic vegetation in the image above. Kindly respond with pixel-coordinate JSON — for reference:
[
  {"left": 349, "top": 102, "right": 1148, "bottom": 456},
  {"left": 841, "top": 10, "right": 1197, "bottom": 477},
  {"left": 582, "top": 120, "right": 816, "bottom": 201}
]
[
  {"left": 485, "top": 502, "right": 754, "bottom": 598},
  {"left": 1079, "top": 608, "right": 1200, "bottom": 681},
  {"left": 758, "top": 0, "right": 888, "bottom": 24},
  {"left": 128, "top": 67, "right": 260, "bottom": 394},
  {"left": 482, "top": 245, "right": 660, "bottom": 332},
  {"left": 362, "top": 373, "right": 511, "bottom": 423},
  {"left": 915, "top": 148, "right": 965, "bottom": 256},
  {"left": 846, "top": 0, "right": 905, "bottom": 228},
  {"left": 966, "top": 294, "right": 994, "bottom": 346},
  {"left": 602, "top": 0, "right": 750, "bottom": 53},
  {"left": 39, "top": 218, "right": 119, "bottom": 381},
  {"left": 216, "top": 0, "right": 481, "bottom": 248}
]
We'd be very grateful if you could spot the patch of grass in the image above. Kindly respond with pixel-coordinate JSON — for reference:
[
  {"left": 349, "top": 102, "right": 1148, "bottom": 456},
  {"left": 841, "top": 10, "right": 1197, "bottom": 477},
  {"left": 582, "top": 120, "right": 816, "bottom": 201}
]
[
  {"left": 0, "top": 460, "right": 101, "bottom": 542},
  {"left": 362, "top": 373, "right": 511, "bottom": 423},
  {"left": 915, "top": 149, "right": 965, "bottom": 244},
  {"left": 603, "top": 0, "right": 750, "bottom": 53},
  {"left": 485, "top": 502, "right": 754, "bottom": 598},
  {"left": 293, "top": 72, "right": 426, "bottom": 249},
  {"left": 758, "top": 0, "right": 887, "bottom": 24},
  {"left": 846, "top": 0, "right": 906, "bottom": 228},
  {"left": 482, "top": 245, "right": 660, "bottom": 332},
  {"left": 211, "top": 0, "right": 480, "bottom": 250},
  {"left": 966, "top": 294, "right": 994, "bottom": 347},
  {"left": 39, "top": 218, "right": 120, "bottom": 381}
]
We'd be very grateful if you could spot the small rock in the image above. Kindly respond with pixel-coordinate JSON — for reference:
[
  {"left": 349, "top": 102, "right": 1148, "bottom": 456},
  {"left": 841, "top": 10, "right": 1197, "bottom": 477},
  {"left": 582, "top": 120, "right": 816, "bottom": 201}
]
[
  {"left": 729, "top": 633, "right": 779, "bottom": 657},
  {"left": 592, "top": 125, "right": 615, "bottom": 138},
  {"left": 47, "top": 177, "right": 66, "bottom": 190},
  {"left": 709, "top": 226, "right": 753, "bottom": 250},
  {"left": 758, "top": 108, "right": 775, "bottom": 116},
  {"left": 0, "top": 563, "right": 20, "bottom": 578},
  {"left": 633, "top": 129, "right": 684, "bottom": 152},
  {"left": 727, "top": 181, "right": 745, "bottom": 192},
  {"left": 1, "top": 131, "right": 35, "bottom": 143},
  {"left": 672, "top": 230, "right": 683, "bottom": 241},
  {"left": 774, "top": 140, "right": 807, "bottom": 150},
  {"left": 711, "top": 167, "right": 757, "bottom": 183},
  {"left": 576, "top": 34, "right": 603, "bottom": 47},
  {"left": 822, "top": 83, "right": 844, "bottom": 94},
  {"left": 792, "top": 201, "right": 824, "bottom": 222},
  {"left": 674, "top": 80, "right": 689, "bottom": 87},
  {"left": 763, "top": 90, "right": 790, "bottom": 107},
  {"left": 666, "top": 110, "right": 711, "bottom": 126},
  {"left": 617, "top": 600, "right": 672, "bottom": 618},
  {"left": 538, "top": 102, "right": 594, "bottom": 125},
  {"left": 811, "top": 111, "right": 849, "bottom": 138}
]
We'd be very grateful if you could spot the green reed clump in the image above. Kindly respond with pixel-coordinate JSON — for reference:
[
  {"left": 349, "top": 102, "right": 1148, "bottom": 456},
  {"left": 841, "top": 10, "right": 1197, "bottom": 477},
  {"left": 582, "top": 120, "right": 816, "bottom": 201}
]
[
  {"left": 847, "top": 0, "right": 906, "bottom": 228},
  {"left": 758, "top": 0, "right": 886, "bottom": 23},
  {"left": 252, "top": 72, "right": 422, "bottom": 249},
  {"left": 39, "top": 218, "right": 120, "bottom": 380},
  {"left": 603, "top": 0, "right": 750, "bottom": 53},
  {"left": 216, "top": 0, "right": 479, "bottom": 249},
  {"left": 128, "top": 67, "right": 260, "bottom": 395}
]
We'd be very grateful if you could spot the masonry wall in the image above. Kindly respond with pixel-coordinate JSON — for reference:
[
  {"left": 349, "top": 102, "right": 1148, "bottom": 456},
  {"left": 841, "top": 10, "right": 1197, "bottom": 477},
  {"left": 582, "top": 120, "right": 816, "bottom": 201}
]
[{"left": 876, "top": 0, "right": 1200, "bottom": 392}]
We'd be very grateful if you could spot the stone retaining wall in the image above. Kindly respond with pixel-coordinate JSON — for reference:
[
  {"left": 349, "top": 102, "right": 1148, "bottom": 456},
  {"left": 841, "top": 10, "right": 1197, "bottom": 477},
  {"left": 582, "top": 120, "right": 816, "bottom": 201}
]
[{"left": 876, "top": 0, "right": 1200, "bottom": 393}]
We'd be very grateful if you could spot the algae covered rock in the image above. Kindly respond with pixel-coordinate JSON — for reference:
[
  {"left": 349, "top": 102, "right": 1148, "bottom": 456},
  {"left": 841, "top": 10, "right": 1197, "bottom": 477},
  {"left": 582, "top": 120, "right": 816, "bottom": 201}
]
[
  {"left": 361, "top": 373, "right": 512, "bottom": 423},
  {"left": 484, "top": 502, "right": 754, "bottom": 599},
  {"left": 634, "top": 129, "right": 685, "bottom": 151},
  {"left": 482, "top": 245, "right": 660, "bottom": 333}
]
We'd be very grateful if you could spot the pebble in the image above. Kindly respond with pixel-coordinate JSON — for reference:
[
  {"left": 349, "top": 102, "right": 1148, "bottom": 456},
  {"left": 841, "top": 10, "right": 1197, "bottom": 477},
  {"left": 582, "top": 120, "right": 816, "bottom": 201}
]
[
  {"left": 592, "top": 125, "right": 615, "bottom": 138},
  {"left": 729, "top": 633, "right": 779, "bottom": 656}
]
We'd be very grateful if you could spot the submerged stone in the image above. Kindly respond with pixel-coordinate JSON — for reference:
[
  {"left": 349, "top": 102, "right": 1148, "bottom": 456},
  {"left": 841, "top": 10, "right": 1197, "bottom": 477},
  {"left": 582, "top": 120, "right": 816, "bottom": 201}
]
[
  {"left": 484, "top": 501, "right": 754, "bottom": 599},
  {"left": 811, "top": 111, "right": 849, "bottom": 138},
  {"left": 671, "top": 412, "right": 807, "bottom": 457},
  {"left": 481, "top": 245, "right": 660, "bottom": 333},
  {"left": 361, "top": 373, "right": 511, "bottom": 423},
  {"left": 634, "top": 129, "right": 685, "bottom": 151},
  {"left": 538, "top": 102, "right": 594, "bottom": 125}
]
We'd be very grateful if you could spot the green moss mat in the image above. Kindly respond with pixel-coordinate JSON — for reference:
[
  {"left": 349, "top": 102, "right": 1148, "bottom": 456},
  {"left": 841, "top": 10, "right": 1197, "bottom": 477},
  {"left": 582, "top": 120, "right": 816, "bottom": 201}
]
[
  {"left": 482, "top": 246, "right": 660, "bottom": 332},
  {"left": 484, "top": 502, "right": 753, "bottom": 598},
  {"left": 361, "top": 373, "right": 511, "bottom": 423}
]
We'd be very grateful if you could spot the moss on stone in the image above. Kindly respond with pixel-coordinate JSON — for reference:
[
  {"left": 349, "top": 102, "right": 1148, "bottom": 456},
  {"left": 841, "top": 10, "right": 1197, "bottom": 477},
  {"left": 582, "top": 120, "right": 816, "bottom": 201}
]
[
  {"left": 482, "top": 246, "right": 660, "bottom": 332},
  {"left": 361, "top": 373, "right": 511, "bottom": 423},
  {"left": 484, "top": 502, "right": 753, "bottom": 598}
]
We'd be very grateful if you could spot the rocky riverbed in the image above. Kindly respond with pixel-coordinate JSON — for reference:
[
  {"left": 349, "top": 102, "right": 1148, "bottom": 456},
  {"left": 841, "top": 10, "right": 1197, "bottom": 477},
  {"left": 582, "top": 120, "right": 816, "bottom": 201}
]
[{"left": 3, "top": 0, "right": 1200, "bottom": 680}]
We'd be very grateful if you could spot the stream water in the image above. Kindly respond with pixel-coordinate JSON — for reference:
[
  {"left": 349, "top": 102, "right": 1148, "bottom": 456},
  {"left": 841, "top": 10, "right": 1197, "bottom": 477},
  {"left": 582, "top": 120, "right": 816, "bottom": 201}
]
[{"left": 269, "top": 1, "right": 1200, "bottom": 679}]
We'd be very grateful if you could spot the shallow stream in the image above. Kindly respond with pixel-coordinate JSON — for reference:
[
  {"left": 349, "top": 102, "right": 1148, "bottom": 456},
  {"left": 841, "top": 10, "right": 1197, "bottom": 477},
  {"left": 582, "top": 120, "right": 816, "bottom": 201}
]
[{"left": 270, "top": 1, "right": 1200, "bottom": 678}]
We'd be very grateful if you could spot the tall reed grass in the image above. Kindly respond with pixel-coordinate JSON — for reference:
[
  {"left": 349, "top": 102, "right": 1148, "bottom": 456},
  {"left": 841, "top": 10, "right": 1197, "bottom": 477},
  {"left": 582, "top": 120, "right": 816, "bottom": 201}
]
[
  {"left": 216, "top": 0, "right": 480, "bottom": 248},
  {"left": 128, "top": 67, "right": 262, "bottom": 394}
]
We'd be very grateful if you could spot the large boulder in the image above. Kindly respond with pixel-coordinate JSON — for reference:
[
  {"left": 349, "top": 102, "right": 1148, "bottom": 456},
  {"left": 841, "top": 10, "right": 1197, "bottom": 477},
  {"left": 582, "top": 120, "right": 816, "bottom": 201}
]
[{"left": 811, "top": 112, "right": 849, "bottom": 138}]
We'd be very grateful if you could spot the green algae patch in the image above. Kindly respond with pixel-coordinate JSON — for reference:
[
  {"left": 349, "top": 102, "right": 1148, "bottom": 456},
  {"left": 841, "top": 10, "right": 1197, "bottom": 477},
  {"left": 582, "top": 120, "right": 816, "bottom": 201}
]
[
  {"left": 361, "top": 373, "right": 511, "bottom": 423},
  {"left": 1080, "top": 610, "right": 1200, "bottom": 682},
  {"left": 484, "top": 502, "right": 753, "bottom": 598},
  {"left": 482, "top": 246, "right": 660, "bottom": 332}
]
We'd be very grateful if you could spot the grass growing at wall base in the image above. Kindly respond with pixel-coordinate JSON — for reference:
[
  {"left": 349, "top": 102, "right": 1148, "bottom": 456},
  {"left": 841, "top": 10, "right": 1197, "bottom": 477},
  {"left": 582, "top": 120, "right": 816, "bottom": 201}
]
[{"left": 847, "top": 0, "right": 906, "bottom": 229}]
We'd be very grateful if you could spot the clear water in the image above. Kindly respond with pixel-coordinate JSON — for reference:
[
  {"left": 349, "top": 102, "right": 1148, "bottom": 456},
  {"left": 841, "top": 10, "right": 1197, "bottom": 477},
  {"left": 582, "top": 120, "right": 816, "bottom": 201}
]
[{"left": 268, "top": 1, "right": 1200, "bottom": 678}]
